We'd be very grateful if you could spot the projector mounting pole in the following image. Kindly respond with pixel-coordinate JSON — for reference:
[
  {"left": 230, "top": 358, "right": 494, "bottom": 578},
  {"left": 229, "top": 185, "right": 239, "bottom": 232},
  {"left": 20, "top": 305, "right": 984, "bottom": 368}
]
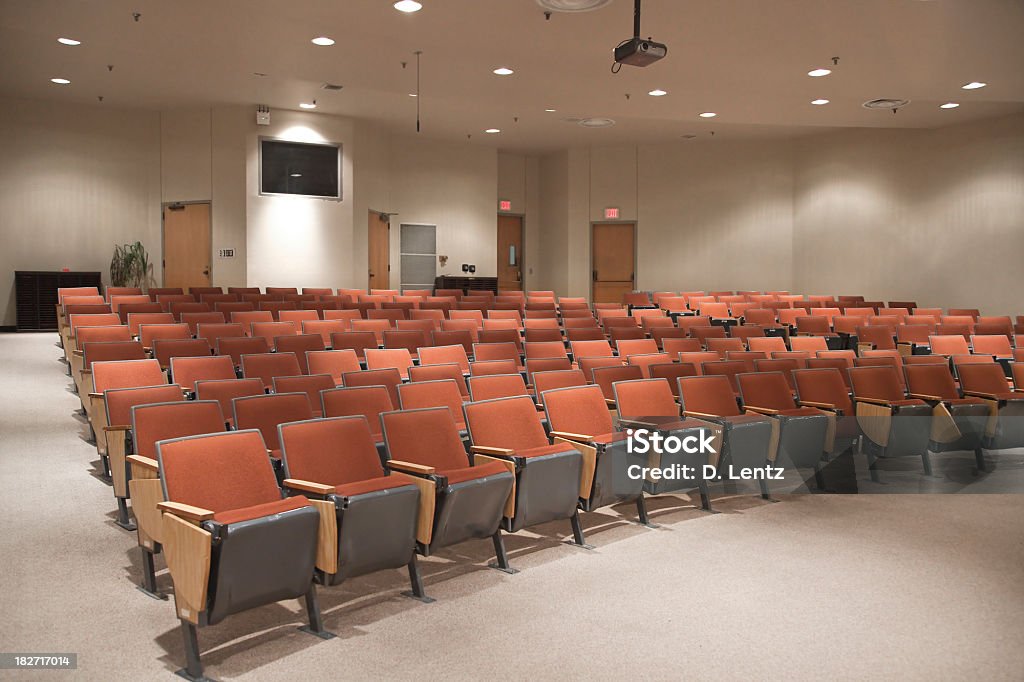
[{"left": 634, "top": 0, "right": 641, "bottom": 38}]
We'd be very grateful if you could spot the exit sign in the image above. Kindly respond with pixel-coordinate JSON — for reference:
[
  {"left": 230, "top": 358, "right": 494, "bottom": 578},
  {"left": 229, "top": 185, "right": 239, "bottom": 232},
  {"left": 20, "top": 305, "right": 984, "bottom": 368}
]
[
  {"left": 499, "top": 199, "right": 512, "bottom": 211},
  {"left": 604, "top": 207, "right": 620, "bottom": 219}
]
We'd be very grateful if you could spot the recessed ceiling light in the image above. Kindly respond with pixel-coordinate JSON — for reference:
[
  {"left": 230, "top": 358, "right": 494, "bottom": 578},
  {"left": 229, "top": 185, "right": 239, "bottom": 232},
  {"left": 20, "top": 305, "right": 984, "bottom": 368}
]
[
  {"left": 57, "top": 37, "right": 80, "bottom": 46},
  {"left": 808, "top": 68, "right": 832, "bottom": 77},
  {"left": 493, "top": 67, "right": 514, "bottom": 76},
  {"left": 961, "top": 81, "right": 986, "bottom": 90},
  {"left": 408, "top": 93, "right": 418, "bottom": 97},
  {"left": 544, "top": 108, "right": 556, "bottom": 112},
  {"left": 811, "top": 99, "right": 830, "bottom": 105},
  {"left": 699, "top": 112, "right": 716, "bottom": 118},
  {"left": 50, "top": 78, "right": 71, "bottom": 85},
  {"left": 299, "top": 102, "right": 317, "bottom": 109},
  {"left": 536, "top": 0, "right": 613, "bottom": 12},
  {"left": 939, "top": 102, "right": 960, "bottom": 109},
  {"left": 485, "top": 128, "right": 501, "bottom": 134},
  {"left": 311, "top": 36, "right": 335, "bottom": 46},
  {"left": 578, "top": 117, "right": 615, "bottom": 128},
  {"left": 393, "top": 0, "right": 423, "bottom": 11},
  {"left": 648, "top": 89, "right": 667, "bottom": 97},
  {"left": 290, "top": 173, "right": 302, "bottom": 177}
]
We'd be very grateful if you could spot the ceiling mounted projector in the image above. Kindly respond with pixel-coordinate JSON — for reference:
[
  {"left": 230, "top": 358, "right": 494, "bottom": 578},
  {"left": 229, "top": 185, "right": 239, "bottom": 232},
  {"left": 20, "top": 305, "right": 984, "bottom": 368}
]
[{"left": 614, "top": 0, "right": 667, "bottom": 68}]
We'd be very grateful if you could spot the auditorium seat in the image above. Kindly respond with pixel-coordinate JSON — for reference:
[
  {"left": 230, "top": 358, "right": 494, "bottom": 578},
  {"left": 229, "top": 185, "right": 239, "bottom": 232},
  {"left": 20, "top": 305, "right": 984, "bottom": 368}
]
[
  {"left": 380, "top": 407, "right": 515, "bottom": 569},
  {"left": 138, "top": 323, "right": 191, "bottom": 351},
  {"left": 747, "top": 336, "right": 788, "bottom": 354},
  {"left": 233, "top": 392, "right": 314, "bottom": 465},
  {"left": 611, "top": 378, "right": 718, "bottom": 507},
  {"left": 930, "top": 335, "right": 971, "bottom": 357},
  {"left": 792, "top": 368, "right": 861, "bottom": 449},
  {"left": 216, "top": 336, "right": 270, "bottom": 368},
  {"left": 540, "top": 385, "right": 648, "bottom": 524},
  {"left": 341, "top": 367, "right": 402, "bottom": 408},
  {"left": 153, "top": 429, "right": 326, "bottom": 679},
  {"left": 957, "top": 363, "right": 1024, "bottom": 451},
  {"left": 463, "top": 395, "right": 586, "bottom": 541},
  {"left": 469, "top": 359, "right": 519, "bottom": 377},
  {"left": 676, "top": 375, "right": 775, "bottom": 499},
  {"left": 467, "top": 373, "right": 533, "bottom": 403},
  {"left": 273, "top": 375, "right": 335, "bottom": 417},
  {"left": 905, "top": 364, "right": 989, "bottom": 472},
  {"left": 736, "top": 372, "right": 831, "bottom": 488},
  {"left": 152, "top": 338, "right": 212, "bottom": 369},
  {"left": 431, "top": 329, "right": 474, "bottom": 355},
  {"left": 533, "top": 369, "right": 587, "bottom": 400},
  {"left": 241, "top": 352, "right": 302, "bottom": 390},
  {"left": 408, "top": 363, "right": 469, "bottom": 396},
  {"left": 169, "top": 355, "right": 236, "bottom": 392},
  {"left": 418, "top": 344, "right": 471, "bottom": 374},
  {"left": 88, "top": 359, "right": 166, "bottom": 468},
  {"left": 397, "top": 379, "right": 468, "bottom": 432},
  {"left": 102, "top": 383, "right": 185, "bottom": 528},
  {"left": 848, "top": 366, "right": 932, "bottom": 479},
  {"left": 277, "top": 416, "right": 426, "bottom": 597}
]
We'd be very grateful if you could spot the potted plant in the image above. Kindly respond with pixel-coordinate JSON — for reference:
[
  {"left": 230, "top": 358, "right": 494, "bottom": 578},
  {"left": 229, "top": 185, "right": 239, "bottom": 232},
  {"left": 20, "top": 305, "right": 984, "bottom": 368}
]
[{"left": 109, "top": 241, "right": 153, "bottom": 290}]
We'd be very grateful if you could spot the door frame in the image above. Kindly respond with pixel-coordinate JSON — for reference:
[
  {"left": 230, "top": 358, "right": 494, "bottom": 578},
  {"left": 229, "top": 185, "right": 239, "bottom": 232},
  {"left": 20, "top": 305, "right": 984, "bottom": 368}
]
[
  {"left": 497, "top": 212, "right": 526, "bottom": 292},
  {"left": 590, "top": 220, "right": 638, "bottom": 303},
  {"left": 367, "top": 209, "right": 391, "bottom": 290},
  {"left": 161, "top": 200, "right": 213, "bottom": 287}
]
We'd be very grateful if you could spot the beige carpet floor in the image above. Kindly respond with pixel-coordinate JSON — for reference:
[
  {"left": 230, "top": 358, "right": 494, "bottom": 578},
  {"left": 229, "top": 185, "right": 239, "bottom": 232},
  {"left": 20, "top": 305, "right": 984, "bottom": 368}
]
[{"left": 1, "top": 331, "right": 1023, "bottom": 681}]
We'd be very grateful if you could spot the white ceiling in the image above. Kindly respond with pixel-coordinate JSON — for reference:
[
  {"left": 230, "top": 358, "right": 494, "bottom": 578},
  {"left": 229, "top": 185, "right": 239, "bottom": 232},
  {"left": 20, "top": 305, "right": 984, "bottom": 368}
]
[{"left": 1, "top": 0, "right": 1022, "bottom": 152}]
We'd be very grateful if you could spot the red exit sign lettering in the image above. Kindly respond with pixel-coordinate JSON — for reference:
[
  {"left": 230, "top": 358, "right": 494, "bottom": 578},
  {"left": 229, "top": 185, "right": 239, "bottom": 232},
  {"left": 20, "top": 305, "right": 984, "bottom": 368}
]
[
  {"left": 604, "top": 207, "right": 620, "bottom": 219},
  {"left": 499, "top": 199, "right": 512, "bottom": 211}
]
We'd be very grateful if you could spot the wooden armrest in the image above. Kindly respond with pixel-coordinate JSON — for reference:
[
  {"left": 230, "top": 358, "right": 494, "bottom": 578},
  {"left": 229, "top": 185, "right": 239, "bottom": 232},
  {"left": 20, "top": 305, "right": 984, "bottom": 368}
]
[
  {"left": 103, "top": 425, "right": 131, "bottom": 432},
  {"left": 470, "top": 446, "right": 515, "bottom": 456},
  {"left": 126, "top": 454, "right": 158, "bottom": 471},
  {"left": 158, "top": 501, "right": 214, "bottom": 522},
  {"left": 964, "top": 390, "right": 1010, "bottom": 400},
  {"left": 283, "top": 478, "right": 335, "bottom": 496},
  {"left": 386, "top": 460, "right": 436, "bottom": 475},
  {"left": 72, "top": 349, "right": 83, "bottom": 357},
  {"left": 908, "top": 393, "right": 943, "bottom": 402},
  {"left": 798, "top": 400, "right": 836, "bottom": 410},
  {"left": 604, "top": 398, "right": 617, "bottom": 407},
  {"left": 548, "top": 430, "right": 594, "bottom": 443},
  {"left": 88, "top": 392, "right": 103, "bottom": 399},
  {"left": 683, "top": 410, "right": 723, "bottom": 420},
  {"left": 853, "top": 396, "right": 893, "bottom": 407},
  {"left": 744, "top": 405, "right": 780, "bottom": 415}
]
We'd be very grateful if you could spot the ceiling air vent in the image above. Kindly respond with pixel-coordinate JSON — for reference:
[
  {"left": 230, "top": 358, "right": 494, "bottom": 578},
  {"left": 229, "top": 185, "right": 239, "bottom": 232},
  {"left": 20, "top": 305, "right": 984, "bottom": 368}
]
[
  {"left": 536, "top": 0, "right": 614, "bottom": 12},
  {"left": 862, "top": 98, "right": 910, "bottom": 110},
  {"left": 578, "top": 117, "right": 616, "bottom": 128},
  {"left": 321, "top": 83, "right": 344, "bottom": 91}
]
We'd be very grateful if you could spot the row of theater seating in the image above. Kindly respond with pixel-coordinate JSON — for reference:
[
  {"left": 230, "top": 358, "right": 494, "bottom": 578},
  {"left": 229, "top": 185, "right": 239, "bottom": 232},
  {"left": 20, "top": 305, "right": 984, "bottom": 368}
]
[{"left": 53, "top": 285, "right": 1024, "bottom": 679}]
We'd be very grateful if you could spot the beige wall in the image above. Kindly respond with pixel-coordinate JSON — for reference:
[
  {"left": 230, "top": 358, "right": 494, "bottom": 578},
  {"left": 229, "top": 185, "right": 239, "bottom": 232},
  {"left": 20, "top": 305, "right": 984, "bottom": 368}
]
[
  {"left": 1, "top": 92, "right": 1020, "bottom": 324},
  {"left": 0, "top": 97, "right": 161, "bottom": 326},
  {"left": 794, "top": 114, "right": 1024, "bottom": 315},
  {"left": 497, "top": 153, "right": 541, "bottom": 291},
  {"left": 387, "top": 135, "right": 497, "bottom": 286},
  {"left": 244, "top": 109, "right": 355, "bottom": 290},
  {"left": 636, "top": 138, "right": 795, "bottom": 294},
  {"left": 537, "top": 151, "right": 570, "bottom": 295}
]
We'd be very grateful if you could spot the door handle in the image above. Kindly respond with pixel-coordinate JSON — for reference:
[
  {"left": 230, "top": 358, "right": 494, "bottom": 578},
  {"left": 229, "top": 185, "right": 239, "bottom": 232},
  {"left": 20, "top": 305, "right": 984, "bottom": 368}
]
[
  {"left": 593, "top": 270, "right": 598, "bottom": 282},
  {"left": 368, "top": 272, "right": 375, "bottom": 278},
  {"left": 202, "top": 268, "right": 210, "bottom": 277}
]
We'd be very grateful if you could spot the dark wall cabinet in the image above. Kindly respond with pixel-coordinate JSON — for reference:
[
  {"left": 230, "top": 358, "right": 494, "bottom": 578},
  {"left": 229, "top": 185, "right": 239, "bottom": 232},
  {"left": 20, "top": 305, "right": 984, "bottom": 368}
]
[{"left": 15, "top": 271, "right": 102, "bottom": 331}]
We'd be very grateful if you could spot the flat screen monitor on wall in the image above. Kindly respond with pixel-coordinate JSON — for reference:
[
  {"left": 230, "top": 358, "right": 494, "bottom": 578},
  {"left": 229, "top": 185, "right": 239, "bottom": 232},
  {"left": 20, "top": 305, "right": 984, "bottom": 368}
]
[{"left": 259, "top": 139, "right": 341, "bottom": 198}]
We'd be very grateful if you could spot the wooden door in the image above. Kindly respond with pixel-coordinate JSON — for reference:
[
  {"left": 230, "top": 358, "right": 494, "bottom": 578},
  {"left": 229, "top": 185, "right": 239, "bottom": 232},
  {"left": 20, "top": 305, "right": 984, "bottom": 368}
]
[
  {"left": 592, "top": 222, "right": 635, "bottom": 304},
  {"left": 163, "top": 203, "right": 211, "bottom": 289},
  {"left": 497, "top": 215, "right": 524, "bottom": 292},
  {"left": 368, "top": 210, "right": 390, "bottom": 289}
]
